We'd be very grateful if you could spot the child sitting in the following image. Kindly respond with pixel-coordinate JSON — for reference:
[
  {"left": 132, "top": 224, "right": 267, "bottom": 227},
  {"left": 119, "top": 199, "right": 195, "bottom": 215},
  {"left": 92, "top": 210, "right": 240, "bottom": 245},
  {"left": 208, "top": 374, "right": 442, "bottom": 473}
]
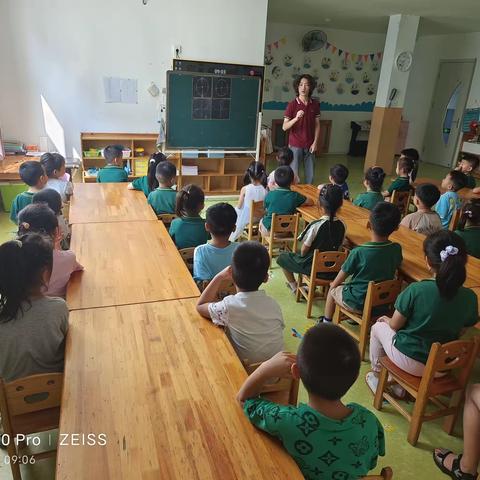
[
  {"left": 237, "top": 324, "right": 385, "bottom": 479},
  {"left": 455, "top": 200, "right": 480, "bottom": 258},
  {"left": 18, "top": 203, "right": 83, "bottom": 298},
  {"left": 147, "top": 160, "right": 177, "bottom": 214},
  {"left": 400, "top": 148, "right": 420, "bottom": 183},
  {"left": 169, "top": 184, "right": 209, "bottom": 249},
  {"left": 267, "top": 147, "right": 299, "bottom": 190},
  {"left": 194, "top": 202, "right": 238, "bottom": 282},
  {"left": 353, "top": 167, "right": 386, "bottom": 210},
  {"left": 367, "top": 230, "right": 477, "bottom": 395},
  {"left": 40, "top": 152, "right": 74, "bottom": 202},
  {"left": 128, "top": 152, "right": 167, "bottom": 197},
  {"left": 383, "top": 156, "right": 414, "bottom": 198},
  {"left": 197, "top": 241, "right": 284, "bottom": 364},
  {"left": 230, "top": 161, "right": 267, "bottom": 241},
  {"left": 318, "top": 163, "right": 350, "bottom": 200},
  {"left": 0, "top": 233, "right": 69, "bottom": 382},
  {"left": 320, "top": 202, "right": 402, "bottom": 322},
  {"left": 455, "top": 153, "right": 479, "bottom": 189},
  {"left": 277, "top": 184, "right": 346, "bottom": 293},
  {"left": 10, "top": 161, "right": 47, "bottom": 224},
  {"left": 97, "top": 144, "right": 128, "bottom": 183},
  {"left": 436, "top": 170, "right": 466, "bottom": 229},
  {"left": 400, "top": 183, "right": 442, "bottom": 235},
  {"left": 260, "top": 166, "right": 312, "bottom": 237}
]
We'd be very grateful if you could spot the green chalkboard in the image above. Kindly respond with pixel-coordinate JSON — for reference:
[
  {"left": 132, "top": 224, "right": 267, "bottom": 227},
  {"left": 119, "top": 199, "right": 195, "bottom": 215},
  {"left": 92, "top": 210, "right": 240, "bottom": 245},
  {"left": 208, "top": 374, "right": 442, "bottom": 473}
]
[{"left": 166, "top": 71, "right": 261, "bottom": 149}]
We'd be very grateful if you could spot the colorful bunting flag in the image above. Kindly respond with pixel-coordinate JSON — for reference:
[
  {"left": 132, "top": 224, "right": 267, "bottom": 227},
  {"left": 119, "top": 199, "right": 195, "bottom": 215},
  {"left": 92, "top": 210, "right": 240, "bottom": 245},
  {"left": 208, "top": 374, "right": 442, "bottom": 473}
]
[
  {"left": 274, "top": 41, "right": 279, "bottom": 49},
  {"left": 280, "top": 37, "right": 287, "bottom": 45},
  {"left": 351, "top": 53, "right": 357, "bottom": 61},
  {"left": 338, "top": 49, "right": 343, "bottom": 56},
  {"left": 370, "top": 53, "right": 375, "bottom": 61},
  {"left": 332, "top": 46, "right": 337, "bottom": 54}
]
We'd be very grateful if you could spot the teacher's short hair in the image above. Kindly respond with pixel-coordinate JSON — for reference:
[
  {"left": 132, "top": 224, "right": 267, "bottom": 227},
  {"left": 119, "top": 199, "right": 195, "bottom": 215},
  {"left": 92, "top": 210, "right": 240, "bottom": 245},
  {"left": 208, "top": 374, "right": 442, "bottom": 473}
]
[{"left": 293, "top": 74, "right": 316, "bottom": 98}]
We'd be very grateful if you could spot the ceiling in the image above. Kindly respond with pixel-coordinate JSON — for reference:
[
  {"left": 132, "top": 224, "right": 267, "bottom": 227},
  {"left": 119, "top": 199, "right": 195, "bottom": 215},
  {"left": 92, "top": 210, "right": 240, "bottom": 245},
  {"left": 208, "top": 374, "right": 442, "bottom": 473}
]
[{"left": 268, "top": 0, "right": 480, "bottom": 35}]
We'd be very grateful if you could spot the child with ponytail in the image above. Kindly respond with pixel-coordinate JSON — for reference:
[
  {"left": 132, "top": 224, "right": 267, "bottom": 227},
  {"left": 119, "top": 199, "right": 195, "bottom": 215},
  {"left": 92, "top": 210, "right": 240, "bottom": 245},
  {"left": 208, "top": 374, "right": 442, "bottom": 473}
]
[
  {"left": 367, "top": 230, "right": 478, "bottom": 395},
  {"left": 455, "top": 200, "right": 480, "bottom": 258},
  {"left": 353, "top": 167, "right": 386, "bottom": 210},
  {"left": 277, "top": 184, "right": 346, "bottom": 293},
  {"left": 128, "top": 152, "right": 167, "bottom": 197},
  {"left": 0, "top": 233, "right": 69, "bottom": 382}
]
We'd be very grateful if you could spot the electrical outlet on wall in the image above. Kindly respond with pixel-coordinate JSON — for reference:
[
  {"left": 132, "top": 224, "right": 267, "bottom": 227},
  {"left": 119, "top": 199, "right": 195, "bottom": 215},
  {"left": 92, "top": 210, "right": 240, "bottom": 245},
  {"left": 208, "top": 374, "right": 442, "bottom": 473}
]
[{"left": 172, "top": 45, "right": 182, "bottom": 59}]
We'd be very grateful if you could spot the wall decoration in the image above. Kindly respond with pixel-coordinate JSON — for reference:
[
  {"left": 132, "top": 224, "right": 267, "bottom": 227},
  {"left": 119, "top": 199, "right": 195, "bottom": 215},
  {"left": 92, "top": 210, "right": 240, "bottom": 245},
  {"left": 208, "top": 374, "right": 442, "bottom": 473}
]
[
  {"left": 351, "top": 83, "right": 360, "bottom": 95},
  {"left": 264, "top": 54, "right": 274, "bottom": 65},
  {"left": 264, "top": 79, "right": 271, "bottom": 92},
  {"left": 266, "top": 36, "right": 287, "bottom": 53},
  {"left": 341, "top": 58, "right": 350, "bottom": 70},
  {"left": 303, "top": 56, "right": 312, "bottom": 68},
  {"left": 366, "top": 84, "right": 375, "bottom": 96},
  {"left": 354, "top": 60, "right": 364, "bottom": 71},
  {"left": 282, "top": 80, "right": 290, "bottom": 92},
  {"left": 336, "top": 83, "right": 345, "bottom": 94},
  {"left": 321, "top": 57, "right": 331, "bottom": 69},
  {"left": 311, "top": 68, "right": 320, "bottom": 81},
  {"left": 292, "top": 66, "right": 301, "bottom": 79},
  {"left": 317, "top": 82, "right": 326, "bottom": 94},
  {"left": 263, "top": 100, "right": 376, "bottom": 112},
  {"left": 345, "top": 72, "right": 354, "bottom": 84},
  {"left": 371, "top": 60, "right": 380, "bottom": 71},
  {"left": 329, "top": 70, "right": 339, "bottom": 82},
  {"left": 284, "top": 54, "right": 293, "bottom": 67},
  {"left": 362, "top": 72, "right": 370, "bottom": 83},
  {"left": 271, "top": 66, "right": 282, "bottom": 79}
]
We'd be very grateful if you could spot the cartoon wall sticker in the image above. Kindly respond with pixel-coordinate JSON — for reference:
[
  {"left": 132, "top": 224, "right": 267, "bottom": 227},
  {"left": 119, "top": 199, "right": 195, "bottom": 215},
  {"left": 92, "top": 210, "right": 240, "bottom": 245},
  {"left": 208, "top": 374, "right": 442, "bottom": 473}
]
[
  {"left": 341, "top": 58, "right": 350, "bottom": 70},
  {"left": 317, "top": 82, "right": 326, "bottom": 94},
  {"left": 371, "top": 60, "right": 380, "bottom": 71},
  {"left": 264, "top": 78, "right": 271, "bottom": 92},
  {"left": 336, "top": 83, "right": 345, "bottom": 94},
  {"left": 354, "top": 59, "right": 364, "bottom": 71},
  {"left": 351, "top": 82, "right": 360, "bottom": 95},
  {"left": 282, "top": 80, "right": 291, "bottom": 92},
  {"left": 264, "top": 53, "right": 274, "bottom": 66},
  {"left": 292, "top": 66, "right": 301, "bottom": 79},
  {"left": 367, "top": 83, "right": 375, "bottom": 95},
  {"left": 329, "top": 70, "right": 339, "bottom": 82},
  {"left": 311, "top": 68, "right": 320, "bottom": 81},
  {"left": 303, "top": 56, "right": 312, "bottom": 68},
  {"left": 321, "top": 57, "right": 331, "bottom": 69},
  {"left": 345, "top": 72, "right": 354, "bottom": 84},
  {"left": 362, "top": 72, "right": 370, "bottom": 83},
  {"left": 283, "top": 54, "right": 293, "bottom": 67},
  {"left": 271, "top": 66, "right": 282, "bottom": 79}
]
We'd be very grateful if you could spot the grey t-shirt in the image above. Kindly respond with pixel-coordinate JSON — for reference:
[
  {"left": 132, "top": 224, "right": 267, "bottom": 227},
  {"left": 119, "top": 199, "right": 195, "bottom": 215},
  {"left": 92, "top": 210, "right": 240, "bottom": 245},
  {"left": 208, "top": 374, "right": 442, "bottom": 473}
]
[{"left": 0, "top": 297, "right": 69, "bottom": 382}]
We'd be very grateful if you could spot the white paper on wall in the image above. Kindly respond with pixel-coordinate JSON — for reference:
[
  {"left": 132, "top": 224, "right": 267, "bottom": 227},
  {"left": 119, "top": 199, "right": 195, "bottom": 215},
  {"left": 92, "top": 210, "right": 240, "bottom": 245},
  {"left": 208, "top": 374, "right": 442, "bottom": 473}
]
[{"left": 103, "top": 77, "right": 138, "bottom": 104}]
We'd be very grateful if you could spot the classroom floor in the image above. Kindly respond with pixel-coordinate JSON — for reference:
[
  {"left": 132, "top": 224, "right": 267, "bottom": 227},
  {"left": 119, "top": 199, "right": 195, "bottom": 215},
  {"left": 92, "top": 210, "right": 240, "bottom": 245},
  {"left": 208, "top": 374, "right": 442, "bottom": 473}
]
[{"left": 0, "top": 155, "right": 477, "bottom": 480}]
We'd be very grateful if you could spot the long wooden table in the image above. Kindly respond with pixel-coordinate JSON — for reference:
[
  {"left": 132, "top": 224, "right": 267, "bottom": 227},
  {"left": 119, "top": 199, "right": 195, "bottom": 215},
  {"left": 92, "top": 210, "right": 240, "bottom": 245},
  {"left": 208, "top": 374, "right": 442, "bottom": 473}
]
[
  {"left": 0, "top": 155, "right": 40, "bottom": 181},
  {"left": 56, "top": 299, "right": 302, "bottom": 479},
  {"left": 69, "top": 183, "right": 157, "bottom": 224}
]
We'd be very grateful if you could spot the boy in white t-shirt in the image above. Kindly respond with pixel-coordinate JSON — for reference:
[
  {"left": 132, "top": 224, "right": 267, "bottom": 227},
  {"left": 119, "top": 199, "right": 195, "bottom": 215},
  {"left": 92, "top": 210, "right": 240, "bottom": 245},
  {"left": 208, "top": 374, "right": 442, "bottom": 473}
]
[
  {"left": 196, "top": 241, "right": 284, "bottom": 364},
  {"left": 40, "top": 152, "right": 74, "bottom": 202}
]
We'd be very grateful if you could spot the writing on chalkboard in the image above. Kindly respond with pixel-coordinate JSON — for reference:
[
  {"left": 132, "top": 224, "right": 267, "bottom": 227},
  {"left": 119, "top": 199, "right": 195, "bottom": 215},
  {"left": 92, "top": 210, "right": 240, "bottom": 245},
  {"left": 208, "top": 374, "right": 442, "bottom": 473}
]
[{"left": 192, "top": 76, "right": 231, "bottom": 120}]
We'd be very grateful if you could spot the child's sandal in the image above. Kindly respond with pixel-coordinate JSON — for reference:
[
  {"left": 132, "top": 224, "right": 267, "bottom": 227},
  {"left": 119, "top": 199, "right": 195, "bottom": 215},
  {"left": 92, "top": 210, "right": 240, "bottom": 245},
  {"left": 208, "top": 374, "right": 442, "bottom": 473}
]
[{"left": 433, "top": 450, "right": 478, "bottom": 480}]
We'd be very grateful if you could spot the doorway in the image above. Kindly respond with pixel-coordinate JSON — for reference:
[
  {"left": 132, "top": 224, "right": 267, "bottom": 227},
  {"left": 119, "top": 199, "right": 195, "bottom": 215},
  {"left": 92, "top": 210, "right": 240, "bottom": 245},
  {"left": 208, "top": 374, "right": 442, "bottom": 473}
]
[{"left": 423, "top": 60, "right": 476, "bottom": 167}]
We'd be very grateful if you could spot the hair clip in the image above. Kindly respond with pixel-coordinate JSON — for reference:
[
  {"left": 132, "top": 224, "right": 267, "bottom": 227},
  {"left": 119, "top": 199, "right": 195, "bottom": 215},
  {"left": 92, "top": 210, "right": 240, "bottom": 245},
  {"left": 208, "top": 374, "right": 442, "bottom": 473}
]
[
  {"left": 464, "top": 210, "right": 473, "bottom": 218},
  {"left": 20, "top": 222, "right": 30, "bottom": 230},
  {"left": 440, "top": 245, "right": 459, "bottom": 262}
]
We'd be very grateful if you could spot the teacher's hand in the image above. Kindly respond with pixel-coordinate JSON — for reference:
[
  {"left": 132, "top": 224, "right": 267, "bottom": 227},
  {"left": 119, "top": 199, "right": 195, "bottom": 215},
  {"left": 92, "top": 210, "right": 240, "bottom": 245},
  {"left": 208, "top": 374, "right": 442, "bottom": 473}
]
[
  {"left": 295, "top": 110, "right": 304, "bottom": 120},
  {"left": 309, "top": 141, "right": 318, "bottom": 154}
]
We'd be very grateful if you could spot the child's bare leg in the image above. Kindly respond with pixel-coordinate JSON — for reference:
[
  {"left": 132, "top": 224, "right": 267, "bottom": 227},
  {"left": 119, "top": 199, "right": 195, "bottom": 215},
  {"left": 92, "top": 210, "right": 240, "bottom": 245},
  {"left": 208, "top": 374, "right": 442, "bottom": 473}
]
[
  {"left": 282, "top": 268, "right": 295, "bottom": 284},
  {"left": 461, "top": 383, "right": 480, "bottom": 474},
  {"left": 323, "top": 290, "right": 336, "bottom": 319}
]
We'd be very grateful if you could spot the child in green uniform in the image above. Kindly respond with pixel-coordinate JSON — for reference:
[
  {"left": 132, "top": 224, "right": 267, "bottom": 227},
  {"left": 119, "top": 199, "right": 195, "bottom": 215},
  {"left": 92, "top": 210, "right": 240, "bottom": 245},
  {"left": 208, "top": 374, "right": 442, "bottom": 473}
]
[
  {"left": 383, "top": 156, "right": 414, "bottom": 198},
  {"left": 10, "top": 161, "right": 48, "bottom": 224},
  {"left": 455, "top": 201, "right": 480, "bottom": 258},
  {"left": 278, "top": 184, "right": 346, "bottom": 293},
  {"left": 353, "top": 167, "right": 385, "bottom": 210},
  {"left": 128, "top": 152, "right": 166, "bottom": 197},
  {"left": 97, "top": 145, "right": 128, "bottom": 183},
  {"left": 455, "top": 153, "right": 478, "bottom": 189},
  {"left": 367, "top": 230, "right": 478, "bottom": 396},
  {"left": 260, "top": 166, "right": 312, "bottom": 237},
  {"left": 237, "top": 323, "right": 385, "bottom": 479},
  {"left": 320, "top": 202, "right": 403, "bottom": 323},
  {"left": 169, "top": 184, "right": 209, "bottom": 249},
  {"left": 147, "top": 161, "right": 177, "bottom": 214}
]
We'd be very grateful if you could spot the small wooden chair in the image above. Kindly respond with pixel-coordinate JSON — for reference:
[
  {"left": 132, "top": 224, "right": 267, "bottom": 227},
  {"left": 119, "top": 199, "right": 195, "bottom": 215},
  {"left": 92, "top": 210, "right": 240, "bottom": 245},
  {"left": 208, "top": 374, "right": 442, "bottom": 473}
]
[
  {"left": 199, "top": 279, "right": 237, "bottom": 300},
  {"left": 296, "top": 250, "right": 348, "bottom": 318},
  {"left": 239, "top": 200, "right": 265, "bottom": 241},
  {"left": 0, "top": 373, "right": 63, "bottom": 480},
  {"left": 157, "top": 213, "right": 177, "bottom": 229},
  {"left": 261, "top": 213, "right": 299, "bottom": 260},
  {"left": 333, "top": 279, "right": 402, "bottom": 361},
  {"left": 361, "top": 467, "right": 394, "bottom": 479},
  {"left": 178, "top": 247, "right": 195, "bottom": 274},
  {"left": 374, "top": 336, "right": 480, "bottom": 446},
  {"left": 448, "top": 207, "right": 462, "bottom": 231},
  {"left": 391, "top": 189, "right": 412, "bottom": 217}
]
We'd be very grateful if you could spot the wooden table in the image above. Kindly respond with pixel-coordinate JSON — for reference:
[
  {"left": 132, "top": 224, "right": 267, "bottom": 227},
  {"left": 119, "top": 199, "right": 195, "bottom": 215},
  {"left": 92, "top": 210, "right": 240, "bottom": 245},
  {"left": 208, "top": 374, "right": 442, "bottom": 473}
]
[
  {"left": 67, "top": 221, "right": 199, "bottom": 310},
  {"left": 56, "top": 299, "right": 302, "bottom": 480},
  {"left": 0, "top": 155, "right": 40, "bottom": 181},
  {"left": 69, "top": 183, "right": 157, "bottom": 224}
]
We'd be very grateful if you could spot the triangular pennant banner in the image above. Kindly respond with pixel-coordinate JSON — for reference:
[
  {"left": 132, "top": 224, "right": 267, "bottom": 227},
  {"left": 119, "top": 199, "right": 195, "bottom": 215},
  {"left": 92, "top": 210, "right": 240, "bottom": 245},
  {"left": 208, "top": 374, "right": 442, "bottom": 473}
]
[
  {"left": 364, "top": 54, "right": 369, "bottom": 62},
  {"left": 338, "top": 49, "right": 343, "bottom": 56},
  {"left": 332, "top": 46, "right": 337, "bottom": 54},
  {"left": 274, "top": 41, "right": 279, "bottom": 48},
  {"left": 345, "top": 52, "right": 349, "bottom": 60},
  {"left": 370, "top": 53, "right": 375, "bottom": 61},
  {"left": 377, "top": 52, "right": 382, "bottom": 59},
  {"left": 326, "top": 42, "right": 331, "bottom": 50},
  {"left": 351, "top": 53, "right": 357, "bottom": 61},
  {"left": 280, "top": 37, "right": 287, "bottom": 45}
]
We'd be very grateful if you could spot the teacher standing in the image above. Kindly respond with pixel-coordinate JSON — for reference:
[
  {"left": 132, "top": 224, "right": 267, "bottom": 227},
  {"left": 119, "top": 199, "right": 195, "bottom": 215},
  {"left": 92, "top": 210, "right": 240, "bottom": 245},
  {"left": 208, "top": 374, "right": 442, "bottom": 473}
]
[{"left": 282, "top": 74, "right": 320, "bottom": 185}]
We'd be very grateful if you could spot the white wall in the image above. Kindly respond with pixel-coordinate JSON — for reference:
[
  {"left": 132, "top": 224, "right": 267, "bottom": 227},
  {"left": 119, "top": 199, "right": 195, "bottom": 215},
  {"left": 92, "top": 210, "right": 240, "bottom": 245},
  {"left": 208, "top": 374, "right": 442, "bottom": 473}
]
[{"left": 0, "top": 0, "right": 268, "bottom": 157}]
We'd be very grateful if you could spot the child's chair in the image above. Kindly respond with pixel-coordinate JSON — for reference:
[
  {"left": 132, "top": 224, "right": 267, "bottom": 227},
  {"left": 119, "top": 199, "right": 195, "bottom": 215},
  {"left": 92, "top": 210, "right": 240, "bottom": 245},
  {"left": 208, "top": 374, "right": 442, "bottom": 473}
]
[
  {"left": 199, "top": 279, "right": 236, "bottom": 300},
  {"left": 448, "top": 207, "right": 462, "bottom": 231},
  {"left": 296, "top": 250, "right": 348, "bottom": 318},
  {"left": 361, "top": 467, "right": 394, "bottom": 479},
  {"left": 391, "top": 189, "right": 412, "bottom": 217},
  {"left": 179, "top": 247, "right": 195, "bottom": 274},
  {"left": 333, "top": 279, "right": 402, "bottom": 361},
  {"left": 240, "top": 200, "right": 265, "bottom": 241},
  {"left": 0, "top": 373, "right": 63, "bottom": 480},
  {"left": 373, "top": 336, "right": 480, "bottom": 446},
  {"left": 157, "top": 213, "right": 177, "bottom": 229},
  {"left": 261, "top": 213, "right": 299, "bottom": 260}
]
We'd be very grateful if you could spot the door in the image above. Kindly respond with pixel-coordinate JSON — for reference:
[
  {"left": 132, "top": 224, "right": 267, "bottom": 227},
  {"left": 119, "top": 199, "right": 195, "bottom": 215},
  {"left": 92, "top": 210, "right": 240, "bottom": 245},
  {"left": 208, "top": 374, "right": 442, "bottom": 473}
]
[{"left": 423, "top": 60, "right": 475, "bottom": 167}]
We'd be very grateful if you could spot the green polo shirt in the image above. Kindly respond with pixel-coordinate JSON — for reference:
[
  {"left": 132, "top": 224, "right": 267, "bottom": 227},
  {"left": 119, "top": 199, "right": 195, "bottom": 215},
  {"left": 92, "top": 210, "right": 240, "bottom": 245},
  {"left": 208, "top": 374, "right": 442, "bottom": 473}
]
[
  {"left": 10, "top": 191, "right": 34, "bottom": 224},
  {"left": 464, "top": 174, "right": 476, "bottom": 189},
  {"left": 455, "top": 227, "right": 480, "bottom": 259},
  {"left": 169, "top": 216, "right": 210, "bottom": 249},
  {"left": 147, "top": 187, "right": 177, "bottom": 215},
  {"left": 262, "top": 188, "right": 306, "bottom": 231},
  {"left": 96, "top": 165, "right": 128, "bottom": 183},
  {"left": 387, "top": 176, "right": 410, "bottom": 194},
  {"left": 131, "top": 176, "right": 151, "bottom": 197},
  {"left": 393, "top": 279, "right": 478, "bottom": 364},
  {"left": 341, "top": 241, "right": 403, "bottom": 312},
  {"left": 353, "top": 191, "right": 384, "bottom": 211}
]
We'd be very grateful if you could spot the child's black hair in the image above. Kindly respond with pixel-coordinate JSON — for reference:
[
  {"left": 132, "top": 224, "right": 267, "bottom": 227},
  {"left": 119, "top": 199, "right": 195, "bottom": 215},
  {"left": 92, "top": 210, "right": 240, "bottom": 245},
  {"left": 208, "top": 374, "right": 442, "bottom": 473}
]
[
  {"left": 461, "top": 153, "right": 479, "bottom": 171},
  {"left": 369, "top": 202, "right": 401, "bottom": 237},
  {"left": 424, "top": 230, "right": 467, "bottom": 300},
  {"left": 415, "top": 183, "right": 440, "bottom": 209},
  {"left": 17, "top": 203, "right": 59, "bottom": 237},
  {"left": 401, "top": 148, "right": 420, "bottom": 162},
  {"left": 293, "top": 74, "right": 316, "bottom": 98},
  {"left": 40, "top": 152, "right": 65, "bottom": 177},
  {"left": 103, "top": 145, "right": 124, "bottom": 163},
  {"left": 0, "top": 233, "right": 53, "bottom": 322},
  {"left": 448, "top": 170, "right": 467, "bottom": 192},
  {"left": 276, "top": 147, "right": 294, "bottom": 166},
  {"left": 231, "top": 241, "right": 269, "bottom": 291},
  {"left": 243, "top": 161, "right": 267, "bottom": 187},
  {"left": 397, "top": 156, "right": 414, "bottom": 175},
  {"left": 274, "top": 165, "right": 294, "bottom": 189},
  {"left": 175, "top": 184, "right": 204, "bottom": 217},
  {"left": 156, "top": 160, "right": 177, "bottom": 185},
  {"left": 33, "top": 188, "right": 62, "bottom": 215},
  {"left": 364, "top": 167, "right": 386, "bottom": 192},
  {"left": 206, "top": 203, "right": 237, "bottom": 237},
  {"left": 457, "top": 200, "right": 480, "bottom": 231},
  {"left": 19, "top": 161, "right": 45, "bottom": 187},
  {"left": 330, "top": 164, "right": 349, "bottom": 185},
  {"left": 318, "top": 184, "right": 344, "bottom": 251},
  {"left": 297, "top": 323, "right": 360, "bottom": 400},
  {"left": 147, "top": 152, "right": 167, "bottom": 192}
]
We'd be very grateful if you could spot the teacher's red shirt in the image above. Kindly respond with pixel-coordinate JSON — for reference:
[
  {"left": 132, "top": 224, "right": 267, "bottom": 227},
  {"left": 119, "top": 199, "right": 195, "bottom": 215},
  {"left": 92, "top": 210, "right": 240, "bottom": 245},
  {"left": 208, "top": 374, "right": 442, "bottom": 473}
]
[{"left": 284, "top": 97, "right": 320, "bottom": 149}]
